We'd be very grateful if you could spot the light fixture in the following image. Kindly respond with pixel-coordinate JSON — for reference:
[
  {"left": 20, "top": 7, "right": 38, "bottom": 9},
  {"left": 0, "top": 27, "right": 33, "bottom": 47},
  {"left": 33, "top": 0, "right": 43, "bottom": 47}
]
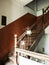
[
  {"left": 20, "top": 40, "right": 25, "bottom": 45},
  {"left": 26, "top": 27, "right": 32, "bottom": 35}
]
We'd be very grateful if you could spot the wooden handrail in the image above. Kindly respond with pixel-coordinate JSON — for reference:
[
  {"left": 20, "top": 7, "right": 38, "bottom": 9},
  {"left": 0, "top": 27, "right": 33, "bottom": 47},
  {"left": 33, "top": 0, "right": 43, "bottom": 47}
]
[
  {"left": 18, "top": 20, "right": 42, "bottom": 43},
  {"left": 29, "top": 30, "right": 44, "bottom": 51},
  {"left": 42, "top": 6, "right": 49, "bottom": 14},
  {"left": 44, "top": 6, "right": 49, "bottom": 13},
  {"left": 18, "top": 6, "right": 49, "bottom": 43},
  {"left": 17, "top": 31, "right": 26, "bottom": 43},
  {"left": 16, "top": 48, "right": 49, "bottom": 61},
  {"left": 42, "top": 6, "right": 49, "bottom": 29}
]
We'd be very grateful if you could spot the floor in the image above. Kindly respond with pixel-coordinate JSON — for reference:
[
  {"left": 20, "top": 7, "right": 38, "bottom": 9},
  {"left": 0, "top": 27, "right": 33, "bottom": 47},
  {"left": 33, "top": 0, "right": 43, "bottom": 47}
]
[{"left": 5, "top": 61, "right": 14, "bottom": 65}]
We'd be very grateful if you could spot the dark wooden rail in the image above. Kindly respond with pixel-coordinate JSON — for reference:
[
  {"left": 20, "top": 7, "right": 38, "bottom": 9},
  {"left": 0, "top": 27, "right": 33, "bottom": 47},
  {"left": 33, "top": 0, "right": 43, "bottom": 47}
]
[
  {"left": 44, "top": 6, "right": 49, "bottom": 13},
  {"left": 42, "top": 6, "right": 49, "bottom": 29},
  {"left": 29, "top": 30, "right": 44, "bottom": 51}
]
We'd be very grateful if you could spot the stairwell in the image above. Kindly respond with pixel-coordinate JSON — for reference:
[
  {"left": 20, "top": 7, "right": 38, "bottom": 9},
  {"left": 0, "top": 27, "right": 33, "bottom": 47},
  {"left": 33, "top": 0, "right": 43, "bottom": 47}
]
[
  {"left": 0, "top": 13, "right": 36, "bottom": 64},
  {"left": 0, "top": 6, "right": 49, "bottom": 65},
  {"left": 18, "top": 23, "right": 45, "bottom": 51}
]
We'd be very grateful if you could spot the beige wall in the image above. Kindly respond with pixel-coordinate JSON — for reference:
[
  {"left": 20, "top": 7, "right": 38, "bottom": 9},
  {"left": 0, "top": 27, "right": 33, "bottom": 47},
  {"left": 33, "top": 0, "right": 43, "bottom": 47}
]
[{"left": 0, "top": 0, "right": 35, "bottom": 29}]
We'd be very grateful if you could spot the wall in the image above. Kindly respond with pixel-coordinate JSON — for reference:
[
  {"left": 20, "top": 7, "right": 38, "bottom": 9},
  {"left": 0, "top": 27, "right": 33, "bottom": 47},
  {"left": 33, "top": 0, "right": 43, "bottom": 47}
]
[
  {"left": 0, "top": 0, "right": 48, "bottom": 28},
  {"left": 35, "top": 35, "right": 49, "bottom": 65},
  {"left": 19, "top": 56, "right": 44, "bottom": 65},
  {"left": 0, "top": 0, "right": 35, "bottom": 29},
  {"left": 35, "top": 25, "right": 49, "bottom": 53},
  {"left": 35, "top": 24, "right": 49, "bottom": 65},
  {"left": 19, "top": 0, "right": 33, "bottom": 6},
  {"left": 0, "top": 13, "right": 36, "bottom": 60},
  {"left": 37, "top": 10, "right": 42, "bottom": 16},
  {"left": 35, "top": 34, "right": 49, "bottom": 54},
  {"left": 45, "top": 26, "right": 49, "bottom": 34}
]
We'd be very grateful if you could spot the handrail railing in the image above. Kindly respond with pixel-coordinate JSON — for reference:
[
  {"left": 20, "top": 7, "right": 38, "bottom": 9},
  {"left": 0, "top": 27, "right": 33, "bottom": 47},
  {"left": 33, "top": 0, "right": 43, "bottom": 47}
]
[
  {"left": 42, "top": 6, "right": 49, "bottom": 14},
  {"left": 44, "top": 6, "right": 49, "bottom": 13},
  {"left": 18, "top": 20, "right": 43, "bottom": 43},
  {"left": 18, "top": 23, "right": 36, "bottom": 43},
  {"left": 18, "top": 6, "right": 49, "bottom": 43},
  {"left": 29, "top": 30, "right": 44, "bottom": 51},
  {"left": 16, "top": 48, "right": 49, "bottom": 61},
  {"left": 17, "top": 6, "right": 49, "bottom": 50},
  {"left": 42, "top": 6, "right": 49, "bottom": 29}
]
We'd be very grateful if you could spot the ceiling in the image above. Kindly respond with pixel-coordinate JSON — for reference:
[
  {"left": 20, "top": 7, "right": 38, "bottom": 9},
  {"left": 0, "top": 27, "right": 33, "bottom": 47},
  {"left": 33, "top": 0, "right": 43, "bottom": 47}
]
[
  {"left": 19, "top": 0, "right": 33, "bottom": 6},
  {"left": 25, "top": 0, "right": 49, "bottom": 11}
]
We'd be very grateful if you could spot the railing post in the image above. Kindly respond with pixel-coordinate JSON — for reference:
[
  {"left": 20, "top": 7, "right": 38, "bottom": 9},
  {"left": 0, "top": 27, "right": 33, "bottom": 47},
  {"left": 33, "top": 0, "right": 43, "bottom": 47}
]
[
  {"left": 14, "top": 34, "right": 17, "bottom": 56},
  {"left": 14, "top": 34, "right": 17, "bottom": 65},
  {"left": 42, "top": 9, "right": 44, "bottom": 30},
  {"left": 14, "top": 34, "right": 19, "bottom": 65}
]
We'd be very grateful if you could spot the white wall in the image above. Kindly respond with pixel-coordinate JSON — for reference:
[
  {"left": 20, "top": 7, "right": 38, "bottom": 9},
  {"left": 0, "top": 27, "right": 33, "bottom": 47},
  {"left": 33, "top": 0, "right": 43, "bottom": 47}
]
[
  {"left": 35, "top": 26, "right": 49, "bottom": 54},
  {"left": 19, "top": 0, "right": 33, "bottom": 6},
  {"left": 35, "top": 34, "right": 49, "bottom": 54},
  {"left": 0, "top": 0, "right": 49, "bottom": 28},
  {"left": 45, "top": 26, "right": 49, "bottom": 34},
  {"left": 19, "top": 56, "right": 44, "bottom": 65},
  {"left": 35, "top": 35, "right": 49, "bottom": 65},
  {"left": 37, "top": 10, "right": 42, "bottom": 16},
  {"left": 0, "top": 0, "right": 36, "bottom": 29},
  {"left": 35, "top": 26, "right": 49, "bottom": 65}
]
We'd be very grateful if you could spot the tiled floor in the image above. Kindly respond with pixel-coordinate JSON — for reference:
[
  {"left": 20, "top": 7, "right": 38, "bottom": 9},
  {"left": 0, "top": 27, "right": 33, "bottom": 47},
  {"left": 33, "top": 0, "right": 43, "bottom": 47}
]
[
  {"left": 5, "top": 61, "right": 14, "bottom": 65},
  {"left": 5, "top": 56, "right": 16, "bottom": 65}
]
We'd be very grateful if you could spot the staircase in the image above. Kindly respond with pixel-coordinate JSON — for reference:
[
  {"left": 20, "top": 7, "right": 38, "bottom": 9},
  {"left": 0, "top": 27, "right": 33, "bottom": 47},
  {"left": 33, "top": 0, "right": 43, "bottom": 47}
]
[
  {"left": 0, "top": 6, "right": 49, "bottom": 65},
  {"left": 17, "top": 22, "right": 45, "bottom": 51},
  {"left": 17, "top": 6, "right": 49, "bottom": 51},
  {"left": 15, "top": 7, "right": 49, "bottom": 64}
]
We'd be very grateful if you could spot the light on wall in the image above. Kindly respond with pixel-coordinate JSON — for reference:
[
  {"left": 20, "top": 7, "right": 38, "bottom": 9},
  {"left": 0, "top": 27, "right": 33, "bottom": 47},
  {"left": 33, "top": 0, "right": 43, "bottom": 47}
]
[
  {"left": 26, "top": 27, "right": 32, "bottom": 35},
  {"left": 20, "top": 40, "right": 25, "bottom": 49},
  {"left": 20, "top": 40, "right": 25, "bottom": 45}
]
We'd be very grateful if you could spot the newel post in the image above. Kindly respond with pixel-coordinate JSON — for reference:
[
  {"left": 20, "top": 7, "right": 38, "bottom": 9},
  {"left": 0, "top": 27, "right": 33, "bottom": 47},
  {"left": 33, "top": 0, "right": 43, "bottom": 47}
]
[
  {"left": 14, "top": 34, "right": 17, "bottom": 48},
  {"left": 14, "top": 34, "right": 17, "bottom": 65}
]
